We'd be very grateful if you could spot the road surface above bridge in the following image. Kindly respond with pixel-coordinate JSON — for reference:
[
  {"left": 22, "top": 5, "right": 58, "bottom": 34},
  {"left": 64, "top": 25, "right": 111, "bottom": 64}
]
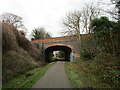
[{"left": 32, "top": 61, "right": 72, "bottom": 88}]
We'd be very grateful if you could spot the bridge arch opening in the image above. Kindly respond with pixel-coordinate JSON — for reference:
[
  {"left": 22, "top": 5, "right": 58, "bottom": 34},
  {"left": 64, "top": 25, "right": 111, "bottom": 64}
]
[{"left": 45, "top": 45, "right": 72, "bottom": 62}]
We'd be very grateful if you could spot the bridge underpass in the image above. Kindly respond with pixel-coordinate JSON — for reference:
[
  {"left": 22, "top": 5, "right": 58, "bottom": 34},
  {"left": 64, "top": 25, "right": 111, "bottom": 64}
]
[{"left": 45, "top": 45, "right": 72, "bottom": 62}]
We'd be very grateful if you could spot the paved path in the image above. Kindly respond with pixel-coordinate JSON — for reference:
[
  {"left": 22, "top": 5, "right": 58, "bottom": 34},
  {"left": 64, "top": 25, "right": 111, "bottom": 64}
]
[{"left": 32, "top": 61, "right": 72, "bottom": 88}]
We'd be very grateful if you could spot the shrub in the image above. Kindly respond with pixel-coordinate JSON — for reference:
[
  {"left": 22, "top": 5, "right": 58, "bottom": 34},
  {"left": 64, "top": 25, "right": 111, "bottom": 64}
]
[
  {"left": 2, "top": 22, "right": 19, "bottom": 54},
  {"left": 2, "top": 51, "right": 36, "bottom": 83},
  {"left": 94, "top": 52, "right": 119, "bottom": 64},
  {"left": 2, "top": 22, "right": 41, "bottom": 60},
  {"left": 17, "top": 33, "right": 41, "bottom": 60},
  {"left": 2, "top": 22, "right": 42, "bottom": 83},
  {"left": 80, "top": 49, "right": 93, "bottom": 60}
]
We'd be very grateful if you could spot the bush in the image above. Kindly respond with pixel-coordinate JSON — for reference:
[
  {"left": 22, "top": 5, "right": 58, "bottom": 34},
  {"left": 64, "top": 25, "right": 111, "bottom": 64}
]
[
  {"left": 94, "top": 52, "right": 119, "bottom": 64},
  {"left": 2, "top": 22, "right": 19, "bottom": 54},
  {"left": 2, "top": 22, "right": 41, "bottom": 60},
  {"left": 2, "top": 51, "right": 36, "bottom": 83},
  {"left": 80, "top": 49, "right": 93, "bottom": 60},
  {"left": 80, "top": 34, "right": 98, "bottom": 60},
  {"left": 17, "top": 33, "right": 41, "bottom": 60},
  {"left": 2, "top": 22, "right": 42, "bottom": 83}
]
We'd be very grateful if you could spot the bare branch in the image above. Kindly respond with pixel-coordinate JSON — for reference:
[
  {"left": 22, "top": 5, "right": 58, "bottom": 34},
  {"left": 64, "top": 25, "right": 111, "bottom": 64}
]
[{"left": 2, "top": 12, "right": 26, "bottom": 30}]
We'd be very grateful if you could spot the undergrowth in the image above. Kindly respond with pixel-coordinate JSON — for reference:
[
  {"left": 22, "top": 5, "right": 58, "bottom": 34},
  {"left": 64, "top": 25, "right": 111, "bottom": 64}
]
[{"left": 65, "top": 54, "right": 119, "bottom": 88}]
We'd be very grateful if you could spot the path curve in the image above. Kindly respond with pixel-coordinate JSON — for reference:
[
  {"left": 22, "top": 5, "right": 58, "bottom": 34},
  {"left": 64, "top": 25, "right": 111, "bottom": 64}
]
[{"left": 32, "top": 61, "right": 72, "bottom": 88}]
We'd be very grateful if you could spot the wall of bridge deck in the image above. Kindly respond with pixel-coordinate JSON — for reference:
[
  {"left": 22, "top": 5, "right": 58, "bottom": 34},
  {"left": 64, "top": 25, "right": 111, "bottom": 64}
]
[{"left": 32, "top": 36, "right": 80, "bottom": 61}]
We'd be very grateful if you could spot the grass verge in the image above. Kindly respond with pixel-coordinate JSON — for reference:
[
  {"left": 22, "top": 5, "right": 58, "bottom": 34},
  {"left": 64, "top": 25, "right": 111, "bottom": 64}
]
[
  {"left": 65, "top": 61, "right": 119, "bottom": 88},
  {"left": 65, "top": 62, "right": 84, "bottom": 88},
  {"left": 2, "top": 62, "right": 55, "bottom": 88}
]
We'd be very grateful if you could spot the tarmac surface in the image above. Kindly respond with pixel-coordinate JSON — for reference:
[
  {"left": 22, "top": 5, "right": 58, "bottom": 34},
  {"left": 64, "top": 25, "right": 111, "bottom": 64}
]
[{"left": 32, "top": 61, "right": 72, "bottom": 88}]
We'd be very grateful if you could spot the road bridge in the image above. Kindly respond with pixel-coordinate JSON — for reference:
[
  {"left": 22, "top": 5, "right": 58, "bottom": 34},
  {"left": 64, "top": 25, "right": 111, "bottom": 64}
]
[{"left": 32, "top": 35, "right": 80, "bottom": 62}]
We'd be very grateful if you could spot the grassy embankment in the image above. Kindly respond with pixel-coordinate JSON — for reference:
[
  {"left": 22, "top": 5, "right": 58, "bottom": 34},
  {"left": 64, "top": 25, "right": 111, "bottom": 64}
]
[
  {"left": 3, "top": 62, "right": 55, "bottom": 88},
  {"left": 65, "top": 58, "right": 119, "bottom": 88}
]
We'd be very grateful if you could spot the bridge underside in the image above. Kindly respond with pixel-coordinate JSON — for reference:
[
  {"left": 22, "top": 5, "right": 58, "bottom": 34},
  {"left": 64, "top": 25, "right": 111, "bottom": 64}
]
[{"left": 45, "top": 46, "right": 72, "bottom": 62}]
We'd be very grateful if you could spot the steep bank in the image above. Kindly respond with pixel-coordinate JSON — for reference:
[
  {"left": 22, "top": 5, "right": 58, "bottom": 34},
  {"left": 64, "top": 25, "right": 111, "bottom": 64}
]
[{"left": 2, "top": 22, "right": 42, "bottom": 83}]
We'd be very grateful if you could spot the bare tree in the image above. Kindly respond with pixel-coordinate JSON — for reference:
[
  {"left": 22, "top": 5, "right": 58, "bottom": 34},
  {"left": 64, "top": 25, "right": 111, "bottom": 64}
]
[
  {"left": 109, "top": 0, "right": 120, "bottom": 22},
  {"left": 97, "top": 0, "right": 120, "bottom": 22},
  {"left": 2, "top": 12, "right": 26, "bottom": 30},
  {"left": 62, "top": 11, "right": 81, "bottom": 45},
  {"left": 81, "top": 3, "right": 101, "bottom": 34},
  {"left": 62, "top": 3, "right": 100, "bottom": 45}
]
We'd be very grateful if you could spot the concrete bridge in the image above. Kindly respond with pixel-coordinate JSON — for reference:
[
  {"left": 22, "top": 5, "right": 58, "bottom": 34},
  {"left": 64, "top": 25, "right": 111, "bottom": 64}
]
[{"left": 32, "top": 35, "right": 80, "bottom": 62}]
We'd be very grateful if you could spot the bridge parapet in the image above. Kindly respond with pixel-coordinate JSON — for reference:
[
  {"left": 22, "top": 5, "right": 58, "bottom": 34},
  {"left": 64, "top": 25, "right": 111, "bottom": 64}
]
[{"left": 32, "top": 36, "right": 75, "bottom": 43}]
